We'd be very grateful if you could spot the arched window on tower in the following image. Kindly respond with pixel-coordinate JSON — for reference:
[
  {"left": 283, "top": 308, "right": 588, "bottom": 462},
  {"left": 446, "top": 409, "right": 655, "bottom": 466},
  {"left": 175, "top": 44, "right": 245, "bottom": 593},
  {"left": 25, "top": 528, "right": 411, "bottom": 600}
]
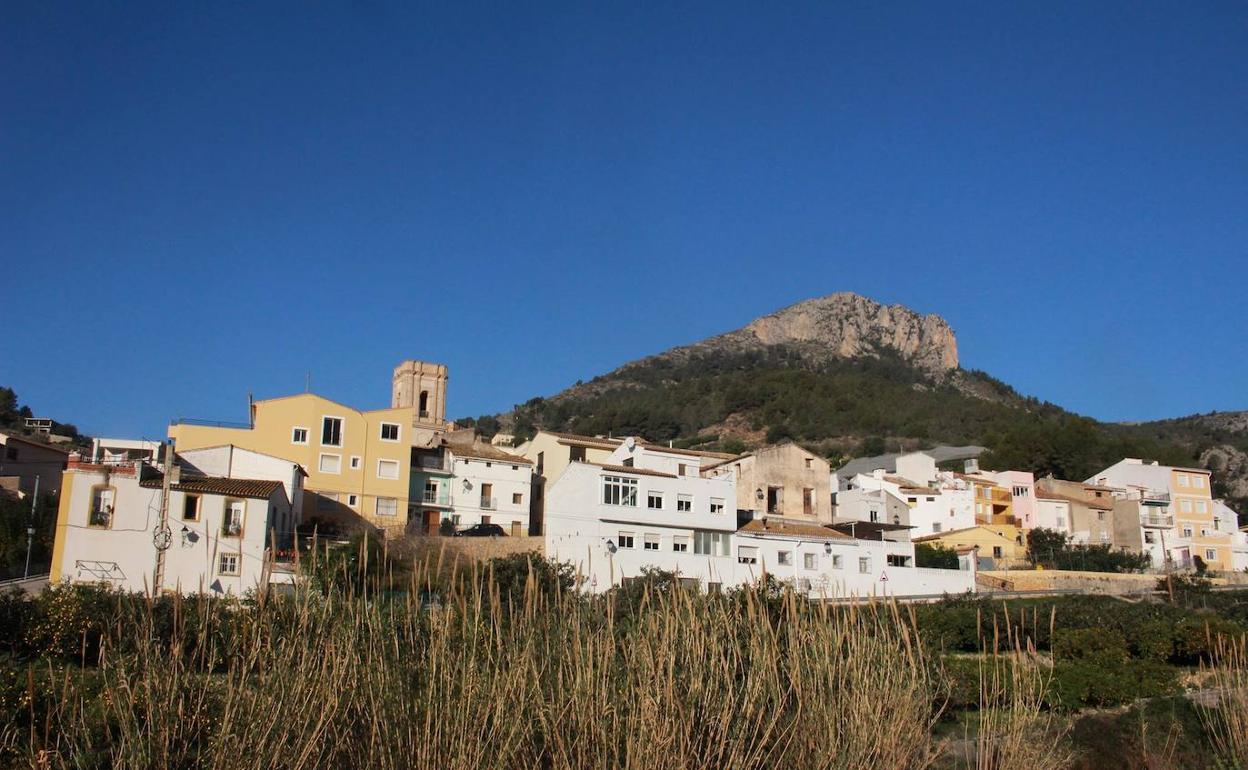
[{"left": 419, "top": 391, "right": 429, "bottom": 417}]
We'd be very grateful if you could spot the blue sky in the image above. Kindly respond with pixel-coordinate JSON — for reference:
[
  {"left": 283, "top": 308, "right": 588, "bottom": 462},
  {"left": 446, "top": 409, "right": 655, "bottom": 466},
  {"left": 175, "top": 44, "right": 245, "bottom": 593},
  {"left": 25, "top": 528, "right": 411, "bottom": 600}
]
[{"left": 2, "top": 1, "right": 1245, "bottom": 440}]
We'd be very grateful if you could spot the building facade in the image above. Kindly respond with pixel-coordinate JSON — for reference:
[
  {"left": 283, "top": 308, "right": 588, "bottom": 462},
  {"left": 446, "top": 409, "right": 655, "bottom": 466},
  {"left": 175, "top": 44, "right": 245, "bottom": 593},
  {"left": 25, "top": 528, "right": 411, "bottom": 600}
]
[
  {"left": 0, "top": 432, "right": 69, "bottom": 497},
  {"left": 702, "top": 442, "right": 832, "bottom": 522}
]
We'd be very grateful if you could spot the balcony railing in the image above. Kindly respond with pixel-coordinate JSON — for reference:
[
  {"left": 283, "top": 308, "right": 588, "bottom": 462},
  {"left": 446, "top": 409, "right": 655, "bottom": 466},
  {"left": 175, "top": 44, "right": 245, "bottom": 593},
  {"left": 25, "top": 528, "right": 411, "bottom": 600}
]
[
  {"left": 422, "top": 490, "right": 450, "bottom": 506},
  {"left": 1141, "top": 491, "right": 1171, "bottom": 504},
  {"left": 480, "top": 497, "right": 497, "bottom": 510},
  {"left": 1140, "top": 513, "right": 1174, "bottom": 528},
  {"left": 412, "top": 456, "right": 450, "bottom": 472}
]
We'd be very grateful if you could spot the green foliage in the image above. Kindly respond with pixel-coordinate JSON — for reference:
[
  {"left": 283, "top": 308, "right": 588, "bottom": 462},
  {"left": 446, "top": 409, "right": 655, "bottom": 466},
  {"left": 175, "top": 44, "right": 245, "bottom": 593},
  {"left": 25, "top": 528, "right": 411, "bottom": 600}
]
[
  {"left": 1049, "top": 659, "right": 1179, "bottom": 710},
  {"left": 0, "top": 492, "right": 57, "bottom": 580},
  {"left": 1027, "top": 528, "right": 1151, "bottom": 573},
  {"left": 481, "top": 553, "right": 575, "bottom": 604},
  {"left": 1053, "top": 628, "right": 1129, "bottom": 664},
  {"left": 915, "top": 542, "right": 960, "bottom": 569}
]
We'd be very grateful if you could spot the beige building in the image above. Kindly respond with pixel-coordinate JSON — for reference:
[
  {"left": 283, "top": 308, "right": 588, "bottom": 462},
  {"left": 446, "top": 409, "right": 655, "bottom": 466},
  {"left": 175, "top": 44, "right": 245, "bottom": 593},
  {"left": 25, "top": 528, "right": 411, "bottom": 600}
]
[
  {"left": 1035, "top": 476, "right": 1118, "bottom": 547},
  {"left": 391, "top": 360, "right": 449, "bottom": 447},
  {"left": 0, "top": 431, "right": 69, "bottom": 497},
  {"left": 702, "top": 442, "right": 832, "bottom": 522},
  {"left": 169, "top": 393, "right": 414, "bottom": 534}
]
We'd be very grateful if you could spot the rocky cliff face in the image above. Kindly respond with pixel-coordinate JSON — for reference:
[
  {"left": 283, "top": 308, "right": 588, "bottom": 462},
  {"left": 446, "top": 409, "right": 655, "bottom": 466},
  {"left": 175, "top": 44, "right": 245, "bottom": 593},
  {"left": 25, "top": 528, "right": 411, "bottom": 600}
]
[{"left": 608, "top": 292, "right": 960, "bottom": 380}]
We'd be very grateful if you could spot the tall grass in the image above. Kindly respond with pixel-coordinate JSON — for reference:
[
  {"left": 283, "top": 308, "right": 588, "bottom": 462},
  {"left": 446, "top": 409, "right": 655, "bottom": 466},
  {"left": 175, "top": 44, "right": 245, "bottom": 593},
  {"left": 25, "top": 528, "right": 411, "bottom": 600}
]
[
  {"left": 6, "top": 558, "right": 1067, "bottom": 769},
  {"left": 1197, "top": 632, "right": 1248, "bottom": 768}
]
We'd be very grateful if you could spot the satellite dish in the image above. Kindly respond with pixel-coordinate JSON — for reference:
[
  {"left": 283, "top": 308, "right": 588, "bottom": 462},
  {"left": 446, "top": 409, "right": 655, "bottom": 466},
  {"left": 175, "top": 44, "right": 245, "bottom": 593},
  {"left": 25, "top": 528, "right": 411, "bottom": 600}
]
[
  {"left": 624, "top": 437, "right": 636, "bottom": 451},
  {"left": 606, "top": 540, "right": 617, "bottom": 554},
  {"left": 462, "top": 478, "right": 472, "bottom": 491}
]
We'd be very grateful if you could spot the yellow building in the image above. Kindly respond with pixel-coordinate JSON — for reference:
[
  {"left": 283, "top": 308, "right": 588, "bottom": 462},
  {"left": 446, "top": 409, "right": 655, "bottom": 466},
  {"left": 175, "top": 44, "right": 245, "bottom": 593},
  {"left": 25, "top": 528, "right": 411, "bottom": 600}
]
[
  {"left": 914, "top": 524, "right": 1027, "bottom": 569},
  {"left": 963, "top": 474, "right": 1015, "bottom": 526},
  {"left": 169, "top": 393, "right": 414, "bottom": 534}
]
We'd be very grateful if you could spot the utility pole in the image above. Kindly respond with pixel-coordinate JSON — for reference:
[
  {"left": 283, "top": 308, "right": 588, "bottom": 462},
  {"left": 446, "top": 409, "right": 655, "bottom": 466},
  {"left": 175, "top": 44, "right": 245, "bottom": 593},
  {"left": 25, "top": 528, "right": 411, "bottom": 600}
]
[
  {"left": 23, "top": 475, "right": 38, "bottom": 579},
  {"left": 152, "top": 444, "right": 174, "bottom": 592}
]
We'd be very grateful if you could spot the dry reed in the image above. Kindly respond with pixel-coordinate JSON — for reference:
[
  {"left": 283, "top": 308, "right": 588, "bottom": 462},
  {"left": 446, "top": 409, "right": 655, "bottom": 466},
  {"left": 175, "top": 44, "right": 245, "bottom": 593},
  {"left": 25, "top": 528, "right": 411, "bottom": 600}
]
[{"left": 1197, "top": 631, "right": 1248, "bottom": 768}]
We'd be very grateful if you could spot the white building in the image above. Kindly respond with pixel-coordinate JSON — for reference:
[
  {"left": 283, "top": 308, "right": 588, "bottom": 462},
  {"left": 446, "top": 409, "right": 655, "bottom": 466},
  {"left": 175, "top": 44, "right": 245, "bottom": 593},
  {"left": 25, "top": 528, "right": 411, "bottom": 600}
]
[
  {"left": 837, "top": 468, "right": 976, "bottom": 537},
  {"left": 444, "top": 440, "right": 534, "bottom": 535},
  {"left": 50, "top": 451, "right": 299, "bottom": 595},
  {"left": 545, "top": 438, "right": 976, "bottom": 597},
  {"left": 1213, "top": 499, "right": 1248, "bottom": 573},
  {"left": 1033, "top": 493, "right": 1072, "bottom": 535}
]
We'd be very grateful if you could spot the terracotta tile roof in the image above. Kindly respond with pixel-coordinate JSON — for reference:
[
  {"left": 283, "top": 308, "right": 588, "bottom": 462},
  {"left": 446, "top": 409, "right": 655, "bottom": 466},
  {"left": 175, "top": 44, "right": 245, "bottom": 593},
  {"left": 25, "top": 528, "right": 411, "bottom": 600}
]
[
  {"left": 592, "top": 463, "right": 678, "bottom": 479},
  {"left": 1034, "top": 484, "right": 1115, "bottom": 510},
  {"left": 738, "top": 518, "right": 850, "bottom": 540},
  {"left": 444, "top": 440, "right": 532, "bottom": 464},
  {"left": 548, "top": 431, "right": 623, "bottom": 449},
  {"left": 641, "top": 443, "right": 737, "bottom": 459},
  {"left": 914, "top": 525, "right": 1011, "bottom": 543},
  {"left": 0, "top": 431, "right": 72, "bottom": 454},
  {"left": 140, "top": 475, "right": 284, "bottom": 501}
]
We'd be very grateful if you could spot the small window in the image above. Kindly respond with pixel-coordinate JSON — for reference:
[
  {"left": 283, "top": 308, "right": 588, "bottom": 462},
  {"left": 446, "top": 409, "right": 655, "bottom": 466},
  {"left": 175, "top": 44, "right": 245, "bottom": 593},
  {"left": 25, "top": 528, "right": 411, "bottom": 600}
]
[
  {"left": 673, "top": 536, "right": 689, "bottom": 552},
  {"left": 1205, "top": 548, "right": 1217, "bottom": 561},
  {"left": 291, "top": 427, "right": 308, "bottom": 444},
  {"left": 677, "top": 494, "right": 693, "bottom": 512},
  {"left": 858, "top": 557, "right": 870, "bottom": 574},
  {"left": 647, "top": 492, "right": 663, "bottom": 509},
  {"left": 1194, "top": 475, "right": 1206, "bottom": 489},
  {"left": 678, "top": 463, "right": 687, "bottom": 476},
  {"left": 992, "top": 546, "right": 1003, "bottom": 558},
  {"left": 347, "top": 494, "right": 358, "bottom": 507},
  {"left": 1181, "top": 500, "right": 1193, "bottom": 513},
  {"left": 776, "top": 551, "right": 792, "bottom": 566},
  {"left": 319, "top": 454, "right": 342, "bottom": 474},
  {"left": 618, "top": 532, "right": 635, "bottom": 549},
  {"left": 1196, "top": 500, "right": 1208, "bottom": 514},
  {"left": 710, "top": 498, "right": 725, "bottom": 515},
  {"left": 1183, "top": 526, "right": 1194, "bottom": 538},
  {"left": 182, "top": 495, "right": 200, "bottom": 522},
  {"left": 350, "top": 456, "right": 362, "bottom": 470},
  {"left": 804, "top": 458, "right": 813, "bottom": 469},
  {"left": 644, "top": 534, "right": 660, "bottom": 551},
  {"left": 380, "top": 422, "right": 400, "bottom": 441},
  {"left": 832, "top": 555, "right": 843, "bottom": 569},
  {"left": 737, "top": 546, "right": 759, "bottom": 565},
  {"left": 376, "top": 497, "right": 398, "bottom": 517},
  {"left": 222, "top": 500, "right": 244, "bottom": 537},
  {"left": 1177, "top": 474, "right": 1190, "bottom": 487},
  {"left": 377, "top": 459, "right": 400, "bottom": 480},
  {"left": 803, "top": 553, "right": 818, "bottom": 570},
  {"left": 218, "top": 552, "right": 240, "bottom": 576},
  {"left": 321, "top": 417, "right": 343, "bottom": 447},
  {"left": 89, "top": 486, "right": 115, "bottom": 528},
  {"left": 932, "top": 522, "right": 942, "bottom": 533},
  {"left": 512, "top": 492, "right": 523, "bottom": 505},
  {"left": 1144, "top": 531, "right": 1155, "bottom": 544}
]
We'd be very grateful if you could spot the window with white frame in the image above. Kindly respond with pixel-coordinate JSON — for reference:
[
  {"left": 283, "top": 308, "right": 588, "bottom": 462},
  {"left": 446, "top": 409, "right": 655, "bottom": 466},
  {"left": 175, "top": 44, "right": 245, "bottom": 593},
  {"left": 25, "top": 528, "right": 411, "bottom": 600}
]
[
  {"left": 673, "top": 535, "right": 689, "bottom": 552},
  {"left": 858, "top": 557, "right": 870, "bottom": 574},
  {"left": 1177, "top": 474, "right": 1190, "bottom": 487},
  {"left": 932, "top": 522, "right": 942, "bottom": 533},
  {"left": 376, "top": 497, "right": 398, "bottom": 517},
  {"left": 644, "top": 534, "right": 660, "bottom": 551},
  {"left": 218, "top": 552, "right": 240, "bottom": 576},
  {"left": 603, "top": 476, "right": 638, "bottom": 507},
  {"left": 1205, "top": 548, "right": 1217, "bottom": 561},
  {"left": 710, "top": 497, "right": 725, "bottom": 515},
  {"left": 803, "top": 553, "right": 818, "bottom": 570},
  {"left": 1181, "top": 499, "right": 1193, "bottom": 513},
  {"left": 377, "top": 459, "right": 400, "bottom": 480},
  {"left": 350, "top": 456, "right": 361, "bottom": 470},
  {"left": 832, "top": 554, "right": 843, "bottom": 569},
  {"left": 321, "top": 417, "right": 343, "bottom": 446},
  {"left": 694, "top": 530, "right": 730, "bottom": 556},
  {"left": 347, "top": 494, "right": 358, "bottom": 507},
  {"left": 380, "top": 422, "right": 400, "bottom": 441},
  {"left": 776, "top": 551, "right": 792, "bottom": 566},
  {"left": 1182, "top": 526, "right": 1194, "bottom": 538},
  {"left": 319, "top": 453, "right": 342, "bottom": 474},
  {"left": 291, "top": 427, "right": 309, "bottom": 444},
  {"left": 617, "top": 532, "right": 635, "bottom": 549},
  {"left": 89, "top": 486, "right": 114, "bottom": 527},
  {"left": 222, "top": 500, "right": 244, "bottom": 537},
  {"left": 737, "top": 546, "right": 758, "bottom": 564},
  {"left": 677, "top": 494, "right": 693, "bottom": 512},
  {"left": 1196, "top": 500, "right": 1208, "bottom": 514},
  {"left": 647, "top": 491, "right": 663, "bottom": 509},
  {"left": 1194, "top": 475, "right": 1206, "bottom": 489}
]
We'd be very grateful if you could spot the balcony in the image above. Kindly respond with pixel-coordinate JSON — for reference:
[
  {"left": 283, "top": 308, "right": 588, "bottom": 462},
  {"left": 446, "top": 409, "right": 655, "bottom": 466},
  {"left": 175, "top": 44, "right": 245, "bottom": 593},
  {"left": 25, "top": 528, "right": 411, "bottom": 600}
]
[
  {"left": 411, "top": 454, "right": 450, "bottom": 473},
  {"left": 421, "top": 489, "right": 450, "bottom": 506},
  {"left": 1141, "top": 491, "right": 1170, "bottom": 504},
  {"left": 480, "top": 496, "right": 497, "bottom": 510},
  {"left": 1140, "top": 512, "right": 1174, "bottom": 528}
]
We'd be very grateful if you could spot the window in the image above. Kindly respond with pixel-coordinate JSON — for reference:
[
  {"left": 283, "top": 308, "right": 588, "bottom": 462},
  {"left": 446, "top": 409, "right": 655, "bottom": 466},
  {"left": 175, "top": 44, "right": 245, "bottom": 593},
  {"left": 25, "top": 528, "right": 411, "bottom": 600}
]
[
  {"left": 222, "top": 500, "right": 244, "bottom": 537},
  {"left": 182, "top": 495, "right": 200, "bottom": 522},
  {"left": 887, "top": 554, "right": 910, "bottom": 567},
  {"left": 803, "top": 488, "right": 814, "bottom": 515},
  {"left": 858, "top": 557, "right": 870, "bottom": 574},
  {"left": 1177, "top": 474, "right": 1190, "bottom": 487},
  {"left": 1182, "top": 526, "right": 1194, "bottom": 538},
  {"left": 832, "top": 555, "right": 843, "bottom": 569},
  {"left": 318, "top": 493, "right": 338, "bottom": 510},
  {"left": 932, "top": 522, "right": 942, "bottom": 533},
  {"left": 377, "top": 459, "right": 400, "bottom": 480},
  {"left": 644, "top": 534, "right": 660, "bottom": 551},
  {"left": 218, "top": 552, "right": 240, "bottom": 576},
  {"left": 418, "top": 391, "right": 429, "bottom": 417},
  {"left": 1205, "top": 548, "right": 1217, "bottom": 561},
  {"left": 347, "top": 494, "right": 358, "bottom": 507},
  {"left": 1097, "top": 511, "right": 1106, "bottom": 521},
  {"left": 804, "top": 458, "right": 813, "bottom": 469},
  {"left": 677, "top": 494, "right": 693, "bottom": 512},
  {"left": 678, "top": 463, "right": 687, "bottom": 476},
  {"left": 291, "top": 427, "right": 308, "bottom": 444},
  {"left": 694, "top": 531, "right": 730, "bottom": 556},
  {"left": 868, "top": 510, "right": 880, "bottom": 523},
  {"left": 1181, "top": 499, "right": 1193, "bottom": 513},
  {"left": 992, "top": 546, "right": 1003, "bottom": 558},
  {"left": 319, "top": 454, "right": 341, "bottom": 474},
  {"left": 777, "top": 551, "right": 792, "bottom": 566},
  {"left": 738, "top": 546, "right": 759, "bottom": 564},
  {"left": 710, "top": 498, "right": 725, "bottom": 515},
  {"left": 1144, "top": 531, "right": 1155, "bottom": 544},
  {"left": 621, "top": 457, "right": 634, "bottom": 467},
  {"left": 89, "top": 486, "right": 115, "bottom": 527},
  {"left": 350, "top": 456, "right": 361, "bottom": 470},
  {"left": 424, "top": 480, "right": 440, "bottom": 504},
  {"left": 1056, "top": 517, "right": 1066, "bottom": 528},
  {"left": 618, "top": 532, "right": 635, "bottom": 549},
  {"left": 376, "top": 497, "right": 398, "bottom": 517},
  {"left": 512, "top": 492, "right": 523, "bottom": 505},
  {"left": 380, "top": 422, "right": 400, "bottom": 441},
  {"left": 1194, "top": 475, "right": 1206, "bottom": 489},
  {"left": 647, "top": 492, "right": 663, "bottom": 509},
  {"left": 1196, "top": 500, "right": 1208, "bottom": 514},
  {"left": 907, "top": 497, "right": 917, "bottom": 505},
  {"left": 603, "top": 476, "right": 638, "bottom": 507},
  {"left": 480, "top": 483, "right": 494, "bottom": 509},
  {"left": 321, "top": 417, "right": 343, "bottom": 446},
  {"left": 673, "top": 536, "right": 689, "bottom": 552},
  {"left": 569, "top": 446, "right": 586, "bottom": 463},
  {"left": 803, "top": 553, "right": 818, "bottom": 570}
]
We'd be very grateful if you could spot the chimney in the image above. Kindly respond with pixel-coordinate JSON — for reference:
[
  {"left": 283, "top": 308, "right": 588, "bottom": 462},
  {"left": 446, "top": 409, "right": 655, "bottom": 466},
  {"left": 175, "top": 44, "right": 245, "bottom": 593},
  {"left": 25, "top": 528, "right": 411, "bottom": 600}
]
[
  {"left": 964, "top": 458, "right": 980, "bottom": 473},
  {"left": 170, "top": 465, "right": 182, "bottom": 484}
]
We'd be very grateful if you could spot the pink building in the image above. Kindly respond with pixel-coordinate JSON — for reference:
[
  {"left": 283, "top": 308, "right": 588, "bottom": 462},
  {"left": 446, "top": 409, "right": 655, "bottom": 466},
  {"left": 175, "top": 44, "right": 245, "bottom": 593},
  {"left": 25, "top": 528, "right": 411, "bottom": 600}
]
[{"left": 990, "top": 470, "right": 1037, "bottom": 529}]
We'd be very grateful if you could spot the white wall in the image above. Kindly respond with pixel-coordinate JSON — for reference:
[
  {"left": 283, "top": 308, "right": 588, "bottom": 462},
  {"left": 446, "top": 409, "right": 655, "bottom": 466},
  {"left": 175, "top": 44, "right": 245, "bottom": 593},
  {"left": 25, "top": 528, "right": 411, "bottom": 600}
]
[
  {"left": 1034, "top": 499, "right": 1071, "bottom": 533},
  {"left": 448, "top": 454, "right": 533, "bottom": 532}
]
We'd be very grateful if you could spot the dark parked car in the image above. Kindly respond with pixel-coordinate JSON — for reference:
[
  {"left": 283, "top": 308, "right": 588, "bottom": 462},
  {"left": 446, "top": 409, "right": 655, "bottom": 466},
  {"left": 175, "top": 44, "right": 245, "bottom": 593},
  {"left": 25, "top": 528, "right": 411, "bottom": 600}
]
[{"left": 454, "top": 523, "right": 507, "bottom": 537}]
